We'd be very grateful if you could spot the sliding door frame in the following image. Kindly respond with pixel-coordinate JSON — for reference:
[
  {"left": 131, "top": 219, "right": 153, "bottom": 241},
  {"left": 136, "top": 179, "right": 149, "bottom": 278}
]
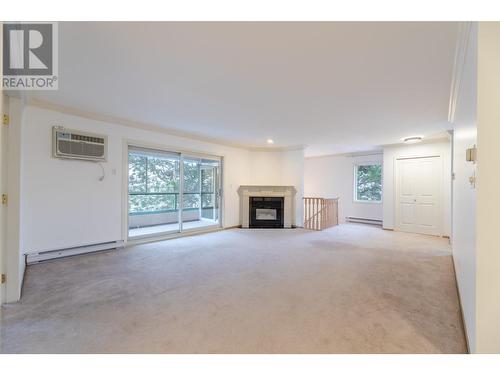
[
  {"left": 122, "top": 139, "right": 224, "bottom": 245},
  {"left": 180, "top": 153, "right": 223, "bottom": 235}
]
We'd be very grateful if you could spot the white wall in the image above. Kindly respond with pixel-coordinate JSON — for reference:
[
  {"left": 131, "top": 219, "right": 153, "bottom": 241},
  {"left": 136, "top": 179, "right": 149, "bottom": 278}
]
[
  {"left": 476, "top": 22, "right": 500, "bottom": 353},
  {"left": 0, "top": 23, "right": 4, "bottom": 304},
  {"left": 0, "top": 93, "right": 6, "bottom": 304},
  {"left": 304, "top": 153, "right": 383, "bottom": 222},
  {"left": 382, "top": 140, "right": 452, "bottom": 236},
  {"left": 5, "top": 97, "right": 26, "bottom": 302},
  {"left": 249, "top": 149, "right": 305, "bottom": 226},
  {"left": 451, "top": 23, "right": 477, "bottom": 353},
  {"left": 21, "top": 105, "right": 252, "bottom": 254}
]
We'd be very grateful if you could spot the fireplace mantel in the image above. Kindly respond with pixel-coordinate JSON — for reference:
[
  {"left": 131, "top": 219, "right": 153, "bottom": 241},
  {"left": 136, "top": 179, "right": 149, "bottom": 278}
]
[{"left": 238, "top": 185, "right": 297, "bottom": 228}]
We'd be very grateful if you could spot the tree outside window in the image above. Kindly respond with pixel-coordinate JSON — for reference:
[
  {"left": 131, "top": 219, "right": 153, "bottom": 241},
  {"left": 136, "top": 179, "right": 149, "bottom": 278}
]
[
  {"left": 128, "top": 152, "right": 180, "bottom": 214},
  {"left": 354, "top": 164, "right": 382, "bottom": 202},
  {"left": 129, "top": 152, "right": 217, "bottom": 214}
]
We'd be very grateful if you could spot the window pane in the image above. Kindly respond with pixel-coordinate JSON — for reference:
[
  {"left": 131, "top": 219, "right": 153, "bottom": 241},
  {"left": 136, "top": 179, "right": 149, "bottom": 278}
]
[
  {"left": 183, "top": 160, "right": 200, "bottom": 193},
  {"left": 128, "top": 154, "right": 147, "bottom": 193},
  {"left": 147, "top": 156, "right": 179, "bottom": 193},
  {"left": 129, "top": 194, "right": 176, "bottom": 213},
  {"left": 201, "top": 168, "right": 214, "bottom": 193},
  {"left": 201, "top": 192, "right": 213, "bottom": 208},
  {"left": 356, "top": 164, "right": 382, "bottom": 201},
  {"left": 183, "top": 193, "right": 200, "bottom": 209}
]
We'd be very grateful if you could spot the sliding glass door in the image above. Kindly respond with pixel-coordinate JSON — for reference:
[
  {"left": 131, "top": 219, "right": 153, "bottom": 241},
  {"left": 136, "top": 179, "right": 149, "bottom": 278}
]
[
  {"left": 128, "top": 146, "right": 221, "bottom": 239},
  {"left": 128, "top": 147, "right": 181, "bottom": 238},
  {"left": 181, "top": 156, "right": 221, "bottom": 232}
]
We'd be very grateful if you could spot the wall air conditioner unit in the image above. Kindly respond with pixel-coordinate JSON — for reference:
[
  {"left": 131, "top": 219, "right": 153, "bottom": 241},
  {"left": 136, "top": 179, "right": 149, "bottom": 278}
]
[{"left": 53, "top": 126, "right": 108, "bottom": 161}]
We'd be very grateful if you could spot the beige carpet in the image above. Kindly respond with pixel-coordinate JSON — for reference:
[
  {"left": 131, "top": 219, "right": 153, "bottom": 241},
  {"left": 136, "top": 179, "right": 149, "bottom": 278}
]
[{"left": 0, "top": 224, "right": 467, "bottom": 353}]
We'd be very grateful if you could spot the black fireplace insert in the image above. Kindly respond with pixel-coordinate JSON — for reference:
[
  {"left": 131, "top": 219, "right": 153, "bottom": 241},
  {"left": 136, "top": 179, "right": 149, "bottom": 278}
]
[{"left": 249, "top": 197, "right": 284, "bottom": 228}]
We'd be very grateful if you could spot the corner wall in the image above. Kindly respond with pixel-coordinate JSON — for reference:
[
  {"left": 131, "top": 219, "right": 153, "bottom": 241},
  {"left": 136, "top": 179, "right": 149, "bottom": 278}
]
[
  {"left": 304, "top": 153, "right": 383, "bottom": 223},
  {"left": 249, "top": 149, "right": 305, "bottom": 226}
]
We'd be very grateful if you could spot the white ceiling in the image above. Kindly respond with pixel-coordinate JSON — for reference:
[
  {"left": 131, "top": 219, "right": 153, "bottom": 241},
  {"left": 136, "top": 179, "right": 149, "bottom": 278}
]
[{"left": 27, "top": 22, "right": 459, "bottom": 156}]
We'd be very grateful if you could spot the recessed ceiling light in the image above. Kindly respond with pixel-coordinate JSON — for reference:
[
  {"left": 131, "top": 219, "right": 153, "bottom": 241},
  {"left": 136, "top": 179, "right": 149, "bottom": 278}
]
[
  {"left": 403, "top": 136, "right": 423, "bottom": 144},
  {"left": 267, "top": 139, "right": 274, "bottom": 144}
]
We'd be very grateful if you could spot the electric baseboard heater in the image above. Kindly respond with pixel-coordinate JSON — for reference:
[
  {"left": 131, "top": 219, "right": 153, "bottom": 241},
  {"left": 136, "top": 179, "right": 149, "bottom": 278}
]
[
  {"left": 346, "top": 217, "right": 383, "bottom": 226},
  {"left": 26, "top": 240, "right": 124, "bottom": 264}
]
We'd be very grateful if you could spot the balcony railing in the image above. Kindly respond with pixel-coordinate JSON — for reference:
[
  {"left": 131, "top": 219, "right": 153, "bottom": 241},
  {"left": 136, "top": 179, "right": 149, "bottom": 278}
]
[
  {"left": 128, "top": 192, "right": 217, "bottom": 229},
  {"left": 129, "top": 191, "right": 215, "bottom": 215}
]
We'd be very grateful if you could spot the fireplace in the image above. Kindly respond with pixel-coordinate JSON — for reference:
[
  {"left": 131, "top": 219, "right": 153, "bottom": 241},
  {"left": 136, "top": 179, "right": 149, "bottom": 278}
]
[
  {"left": 238, "top": 186, "right": 296, "bottom": 228},
  {"left": 249, "top": 197, "right": 284, "bottom": 228}
]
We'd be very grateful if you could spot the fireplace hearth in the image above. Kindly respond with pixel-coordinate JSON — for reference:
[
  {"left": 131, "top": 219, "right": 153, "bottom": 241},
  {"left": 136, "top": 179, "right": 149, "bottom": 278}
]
[{"left": 249, "top": 197, "right": 284, "bottom": 228}]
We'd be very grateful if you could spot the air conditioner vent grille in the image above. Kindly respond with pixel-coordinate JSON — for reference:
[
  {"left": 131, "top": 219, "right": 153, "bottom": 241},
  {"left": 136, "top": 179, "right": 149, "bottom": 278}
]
[{"left": 53, "top": 127, "right": 108, "bottom": 161}]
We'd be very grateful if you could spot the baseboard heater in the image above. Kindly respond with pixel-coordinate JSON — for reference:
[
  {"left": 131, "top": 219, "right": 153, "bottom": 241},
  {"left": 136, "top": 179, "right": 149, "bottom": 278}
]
[
  {"left": 346, "top": 217, "right": 383, "bottom": 226},
  {"left": 26, "top": 240, "right": 125, "bottom": 264}
]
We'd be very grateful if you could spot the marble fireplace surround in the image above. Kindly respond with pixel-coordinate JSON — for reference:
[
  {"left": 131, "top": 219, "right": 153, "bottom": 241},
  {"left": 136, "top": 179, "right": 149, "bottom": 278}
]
[{"left": 238, "top": 185, "right": 297, "bottom": 228}]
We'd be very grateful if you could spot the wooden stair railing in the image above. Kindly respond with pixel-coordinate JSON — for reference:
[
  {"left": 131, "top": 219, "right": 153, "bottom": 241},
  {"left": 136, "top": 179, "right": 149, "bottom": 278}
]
[{"left": 303, "top": 197, "right": 339, "bottom": 231}]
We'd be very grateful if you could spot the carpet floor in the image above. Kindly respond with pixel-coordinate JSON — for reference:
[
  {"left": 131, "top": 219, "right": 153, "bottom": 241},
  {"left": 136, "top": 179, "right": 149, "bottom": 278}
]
[{"left": 0, "top": 224, "right": 467, "bottom": 353}]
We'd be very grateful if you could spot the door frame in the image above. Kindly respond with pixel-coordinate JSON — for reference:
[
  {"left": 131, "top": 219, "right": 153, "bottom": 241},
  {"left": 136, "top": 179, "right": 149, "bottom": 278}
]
[
  {"left": 122, "top": 139, "right": 224, "bottom": 245},
  {"left": 393, "top": 153, "right": 444, "bottom": 236}
]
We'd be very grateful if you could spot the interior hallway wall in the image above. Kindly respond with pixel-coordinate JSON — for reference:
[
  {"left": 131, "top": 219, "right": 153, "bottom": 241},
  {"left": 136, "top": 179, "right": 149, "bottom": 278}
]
[
  {"left": 4, "top": 97, "right": 26, "bottom": 303},
  {"left": 451, "top": 23, "right": 477, "bottom": 352},
  {"left": 476, "top": 21, "right": 500, "bottom": 353},
  {"left": 304, "top": 153, "right": 383, "bottom": 223}
]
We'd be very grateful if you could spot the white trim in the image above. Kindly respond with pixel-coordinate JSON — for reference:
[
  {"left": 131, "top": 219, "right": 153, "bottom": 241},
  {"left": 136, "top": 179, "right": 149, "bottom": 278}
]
[
  {"left": 305, "top": 151, "right": 383, "bottom": 160},
  {"left": 448, "top": 22, "right": 473, "bottom": 124},
  {"left": 353, "top": 199, "right": 382, "bottom": 204}
]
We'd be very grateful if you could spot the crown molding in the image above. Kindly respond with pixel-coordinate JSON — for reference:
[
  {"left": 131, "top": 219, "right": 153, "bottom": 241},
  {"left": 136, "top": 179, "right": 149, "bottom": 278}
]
[
  {"left": 25, "top": 98, "right": 253, "bottom": 150},
  {"left": 24, "top": 98, "right": 305, "bottom": 153},
  {"left": 305, "top": 150, "right": 383, "bottom": 160},
  {"left": 249, "top": 145, "right": 307, "bottom": 152},
  {"left": 448, "top": 22, "right": 473, "bottom": 124}
]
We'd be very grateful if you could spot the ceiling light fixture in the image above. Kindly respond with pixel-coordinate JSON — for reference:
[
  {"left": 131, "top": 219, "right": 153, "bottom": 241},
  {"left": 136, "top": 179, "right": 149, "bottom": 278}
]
[
  {"left": 267, "top": 139, "right": 274, "bottom": 144},
  {"left": 403, "top": 136, "right": 423, "bottom": 144}
]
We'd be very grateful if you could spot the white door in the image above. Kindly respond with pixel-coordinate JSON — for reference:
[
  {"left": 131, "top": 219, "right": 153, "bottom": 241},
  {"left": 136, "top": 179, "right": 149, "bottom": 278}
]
[{"left": 395, "top": 156, "right": 442, "bottom": 236}]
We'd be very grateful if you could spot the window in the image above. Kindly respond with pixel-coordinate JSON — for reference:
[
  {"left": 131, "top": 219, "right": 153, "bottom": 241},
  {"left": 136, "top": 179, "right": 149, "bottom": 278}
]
[
  {"left": 182, "top": 158, "right": 201, "bottom": 209},
  {"left": 201, "top": 167, "right": 214, "bottom": 209},
  {"left": 354, "top": 164, "right": 382, "bottom": 202},
  {"left": 128, "top": 150, "right": 180, "bottom": 214}
]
